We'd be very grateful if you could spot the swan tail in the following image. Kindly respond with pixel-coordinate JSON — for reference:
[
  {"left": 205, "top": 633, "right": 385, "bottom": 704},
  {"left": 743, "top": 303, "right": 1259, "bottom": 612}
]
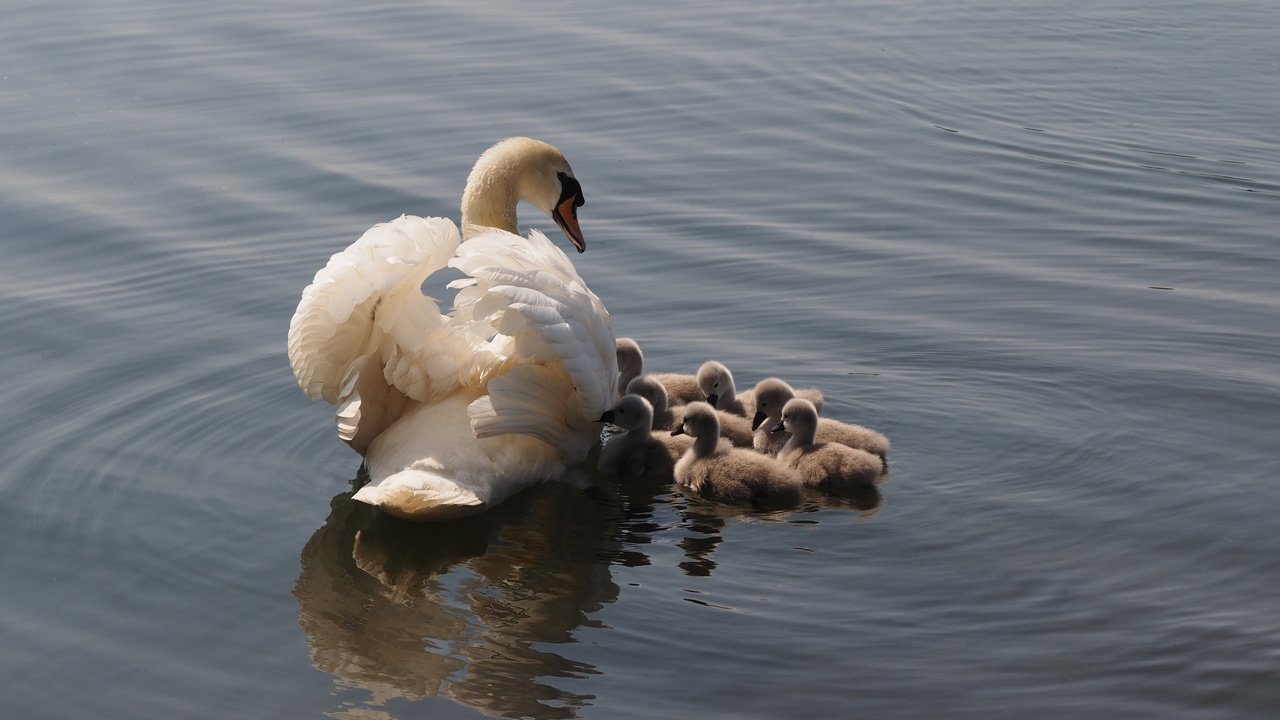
[{"left": 353, "top": 467, "right": 486, "bottom": 522}]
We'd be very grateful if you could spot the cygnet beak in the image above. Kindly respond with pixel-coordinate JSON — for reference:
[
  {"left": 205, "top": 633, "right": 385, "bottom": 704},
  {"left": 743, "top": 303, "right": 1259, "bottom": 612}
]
[
  {"left": 670, "top": 425, "right": 685, "bottom": 436},
  {"left": 769, "top": 420, "right": 786, "bottom": 434},
  {"left": 751, "top": 410, "right": 766, "bottom": 430},
  {"left": 596, "top": 410, "right": 615, "bottom": 423},
  {"left": 705, "top": 393, "right": 719, "bottom": 407}
]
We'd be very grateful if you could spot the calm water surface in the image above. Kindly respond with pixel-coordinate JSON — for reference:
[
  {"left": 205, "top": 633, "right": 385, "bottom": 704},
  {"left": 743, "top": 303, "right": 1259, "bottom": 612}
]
[{"left": 2, "top": 1, "right": 1278, "bottom": 718}]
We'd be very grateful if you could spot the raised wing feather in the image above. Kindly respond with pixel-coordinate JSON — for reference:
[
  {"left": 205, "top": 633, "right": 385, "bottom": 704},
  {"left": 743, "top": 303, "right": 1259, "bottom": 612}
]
[
  {"left": 451, "top": 229, "right": 617, "bottom": 454},
  {"left": 287, "top": 216, "right": 500, "bottom": 452}
]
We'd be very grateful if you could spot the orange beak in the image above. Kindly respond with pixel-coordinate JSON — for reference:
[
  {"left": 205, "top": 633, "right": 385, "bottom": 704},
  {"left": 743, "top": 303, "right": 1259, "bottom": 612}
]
[{"left": 553, "top": 196, "right": 585, "bottom": 253}]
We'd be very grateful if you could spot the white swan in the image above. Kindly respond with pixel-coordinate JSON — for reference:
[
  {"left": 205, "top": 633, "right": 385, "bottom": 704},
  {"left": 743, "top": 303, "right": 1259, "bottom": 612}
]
[{"left": 287, "top": 137, "right": 616, "bottom": 521}]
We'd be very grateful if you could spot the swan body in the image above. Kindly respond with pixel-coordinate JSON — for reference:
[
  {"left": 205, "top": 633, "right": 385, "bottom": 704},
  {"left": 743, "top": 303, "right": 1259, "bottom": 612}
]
[
  {"left": 287, "top": 138, "right": 616, "bottom": 520},
  {"left": 775, "top": 399, "right": 882, "bottom": 491},
  {"left": 597, "top": 395, "right": 676, "bottom": 477},
  {"left": 672, "top": 402, "right": 802, "bottom": 506},
  {"left": 751, "top": 378, "right": 889, "bottom": 462},
  {"left": 615, "top": 338, "right": 703, "bottom": 406}
]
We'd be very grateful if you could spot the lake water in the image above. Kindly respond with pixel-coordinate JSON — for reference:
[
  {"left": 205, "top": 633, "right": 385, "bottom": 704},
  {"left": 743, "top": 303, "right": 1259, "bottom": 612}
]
[{"left": 2, "top": 1, "right": 1278, "bottom": 717}]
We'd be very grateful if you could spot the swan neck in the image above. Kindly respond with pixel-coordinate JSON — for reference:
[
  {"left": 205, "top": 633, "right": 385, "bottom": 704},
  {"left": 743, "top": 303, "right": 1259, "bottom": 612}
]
[
  {"left": 460, "top": 166, "right": 519, "bottom": 239},
  {"left": 781, "top": 421, "right": 815, "bottom": 456},
  {"left": 693, "top": 429, "right": 720, "bottom": 458},
  {"left": 779, "top": 435, "right": 801, "bottom": 458}
]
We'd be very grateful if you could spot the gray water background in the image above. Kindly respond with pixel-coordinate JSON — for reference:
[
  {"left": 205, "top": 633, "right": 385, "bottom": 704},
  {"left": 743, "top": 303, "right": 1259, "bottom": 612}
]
[{"left": 2, "top": 1, "right": 1278, "bottom": 718}]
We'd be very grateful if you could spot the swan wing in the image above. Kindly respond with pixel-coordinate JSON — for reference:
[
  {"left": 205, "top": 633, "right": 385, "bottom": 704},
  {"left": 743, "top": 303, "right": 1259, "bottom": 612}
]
[
  {"left": 449, "top": 228, "right": 617, "bottom": 456},
  {"left": 287, "top": 216, "right": 495, "bottom": 451}
]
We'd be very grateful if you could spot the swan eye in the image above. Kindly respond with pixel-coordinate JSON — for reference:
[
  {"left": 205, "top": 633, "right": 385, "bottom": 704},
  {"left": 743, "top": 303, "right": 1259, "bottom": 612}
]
[{"left": 556, "top": 172, "right": 585, "bottom": 207}]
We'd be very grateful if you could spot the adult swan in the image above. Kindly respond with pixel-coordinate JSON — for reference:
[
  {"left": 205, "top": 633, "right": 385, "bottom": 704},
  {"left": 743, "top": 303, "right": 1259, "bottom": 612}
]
[{"left": 287, "top": 138, "right": 617, "bottom": 521}]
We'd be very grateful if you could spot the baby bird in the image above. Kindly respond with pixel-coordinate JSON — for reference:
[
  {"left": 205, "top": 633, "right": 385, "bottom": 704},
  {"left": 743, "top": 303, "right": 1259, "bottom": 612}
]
[
  {"left": 616, "top": 338, "right": 703, "bottom": 405},
  {"left": 774, "top": 399, "right": 882, "bottom": 491},
  {"left": 629, "top": 374, "right": 754, "bottom": 448},
  {"left": 597, "top": 395, "right": 676, "bottom": 477},
  {"left": 672, "top": 402, "right": 802, "bottom": 506},
  {"left": 750, "top": 378, "right": 890, "bottom": 463},
  {"left": 625, "top": 375, "right": 677, "bottom": 430},
  {"left": 751, "top": 377, "right": 804, "bottom": 457},
  {"left": 698, "top": 360, "right": 824, "bottom": 419},
  {"left": 697, "top": 360, "right": 750, "bottom": 417},
  {"left": 623, "top": 375, "right": 693, "bottom": 460}
]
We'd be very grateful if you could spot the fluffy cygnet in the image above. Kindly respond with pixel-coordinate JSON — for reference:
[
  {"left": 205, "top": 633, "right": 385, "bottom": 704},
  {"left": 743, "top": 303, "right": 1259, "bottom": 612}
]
[
  {"left": 597, "top": 395, "right": 676, "bottom": 477},
  {"left": 750, "top": 378, "right": 889, "bottom": 463},
  {"left": 672, "top": 402, "right": 802, "bottom": 505},
  {"left": 623, "top": 375, "right": 693, "bottom": 460},
  {"left": 625, "top": 375, "right": 676, "bottom": 430},
  {"left": 615, "top": 338, "right": 703, "bottom": 406},
  {"left": 774, "top": 399, "right": 882, "bottom": 491},
  {"left": 697, "top": 360, "right": 750, "bottom": 417}
]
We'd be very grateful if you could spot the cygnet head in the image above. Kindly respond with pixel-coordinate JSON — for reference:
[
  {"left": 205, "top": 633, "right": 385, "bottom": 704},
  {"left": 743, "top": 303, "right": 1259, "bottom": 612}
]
[
  {"left": 697, "top": 361, "right": 736, "bottom": 408},
  {"left": 751, "top": 377, "right": 796, "bottom": 430},
  {"left": 772, "top": 398, "right": 819, "bottom": 442},
  {"left": 670, "top": 401, "right": 719, "bottom": 439},
  {"left": 616, "top": 338, "right": 644, "bottom": 390},
  {"left": 626, "top": 374, "right": 668, "bottom": 417},
  {"left": 461, "top": 137, "right": 587, "bottom": 252},
  {"left": 597, "top": 394, "right": 655, "bottom": 433}
]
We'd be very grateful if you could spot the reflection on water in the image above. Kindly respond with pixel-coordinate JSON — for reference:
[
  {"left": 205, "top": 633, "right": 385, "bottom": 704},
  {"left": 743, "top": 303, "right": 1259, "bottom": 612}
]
[
  {"left": 295, "top": 477, "right": 621, "bottom": 718},
  {"left": 295, "top": 465, "right": 882, "bottom": 718}
]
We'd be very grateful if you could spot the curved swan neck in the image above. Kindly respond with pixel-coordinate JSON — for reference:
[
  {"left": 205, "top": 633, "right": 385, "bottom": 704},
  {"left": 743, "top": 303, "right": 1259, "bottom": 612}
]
[
  {"left": 460, "top": 164, "right": 520, "bottom": 239},
  {"left": 458, "top": 137, "right": 572, "bottom": 241}
]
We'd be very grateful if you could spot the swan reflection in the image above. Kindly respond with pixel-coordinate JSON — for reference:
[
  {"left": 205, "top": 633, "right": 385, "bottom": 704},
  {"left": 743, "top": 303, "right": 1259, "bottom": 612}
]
[{"left": 295, "top": 476, "right": 626, "bottom": 719}]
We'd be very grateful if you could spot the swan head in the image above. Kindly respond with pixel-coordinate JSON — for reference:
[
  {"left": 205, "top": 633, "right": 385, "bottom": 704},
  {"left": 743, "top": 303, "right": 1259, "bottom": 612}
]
[
  {"left": 462, "top": 137, "right": 587, "bottom": 252},
  {"left": 772, "top": 398, "right": 819, "bottom": 441},
  {"left": 599, "top": 394, "right": 655, "bottom": 433},
  {"left": 671, "top": 401, "right": 719, "bottom": 438},
  {"left": 696, "top": 361, "right": 735, "bottom": 408},
  {"left": 751, "top": 378, "right": 797, "bottom": 430}
]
